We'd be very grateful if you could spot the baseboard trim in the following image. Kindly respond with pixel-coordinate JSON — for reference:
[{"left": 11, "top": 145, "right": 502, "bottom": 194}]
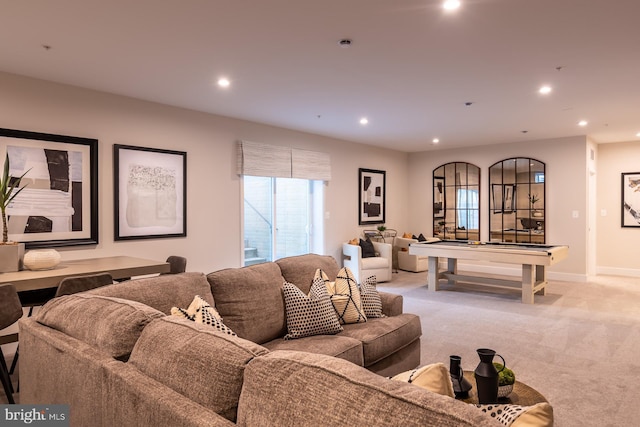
[{"left": 596, "top": 266, "right": 640, "bottom": 277}]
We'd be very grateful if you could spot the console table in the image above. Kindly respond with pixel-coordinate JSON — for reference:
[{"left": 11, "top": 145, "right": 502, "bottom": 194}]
[{"left": 0, "top": 256, "right": 170, "bottom": 293}]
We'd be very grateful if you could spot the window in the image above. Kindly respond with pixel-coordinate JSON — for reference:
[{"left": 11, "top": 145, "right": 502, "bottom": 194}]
[{"left": 243, "top": 176, "right": 323, "bottom": 266}]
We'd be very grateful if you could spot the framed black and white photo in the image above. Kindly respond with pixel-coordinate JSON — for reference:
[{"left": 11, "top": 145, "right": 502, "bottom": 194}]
[
  {"left": 0, "top": 128, "right": 98, "bottom": 248},
  {"left": 358, "top": 168, "right": 385, "bottom": 225},
  {"left": 114, "top": 144, "right": 187, "bottom": 240},
  {"left": 434, "top": 176, "right": 445, "bottom": 218},
  {"left": 492, "top": 184, "right": 516, "bottom": 214},
  {"left": 621, "top": 172, "right": 640, "bottom": 227}
]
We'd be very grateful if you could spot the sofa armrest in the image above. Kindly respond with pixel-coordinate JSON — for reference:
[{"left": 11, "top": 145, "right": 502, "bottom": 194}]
[{"left": 378, "top": 291, "right": 403, "bottom": 316}]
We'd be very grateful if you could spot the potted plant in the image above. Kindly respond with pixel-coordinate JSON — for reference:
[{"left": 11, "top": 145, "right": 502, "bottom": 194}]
[
  {"left": 0, "top": 153, "right": 29, "bottom": 272},
  {"left": 528, "top": 193, "right": 543, "bottom": 217},
  {"left": 494, "top": 362, "right": 515, "bottom": 398}
]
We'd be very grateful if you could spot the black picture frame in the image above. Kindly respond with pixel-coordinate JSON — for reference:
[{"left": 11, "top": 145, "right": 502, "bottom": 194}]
[
  {"left": 492, "top": 184, "right": 516, "bottom": 214},
  {"left": 621, "top": 172, "right": 640, "bottom": 228},
  {"left": 433, "top": 176, "right": 445, "bottom": 218},
  {"left": 0, "top": 128, "right": 98, "bottom": 248},
  {"left": 358, "top": 168, "right": 385, "bottom": 225},
  {"left": 114, "top": 144, "right": 187, "bottom": 240}
]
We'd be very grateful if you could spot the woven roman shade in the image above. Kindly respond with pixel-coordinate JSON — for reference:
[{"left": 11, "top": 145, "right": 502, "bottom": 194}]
[
  {"left": 292, "top": 148, "right": 331, "bottom": 181},
  {"left": 237, "top": 141, "right": 331, "bottom": 181}
]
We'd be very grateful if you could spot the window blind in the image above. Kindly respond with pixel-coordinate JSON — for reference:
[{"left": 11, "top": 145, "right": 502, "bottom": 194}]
[
  {"left": 291, "top": 148, "right": 331, "bottom": 181},
  {"left": 237, "top": 141, "right": 331, "bottom": 181}
]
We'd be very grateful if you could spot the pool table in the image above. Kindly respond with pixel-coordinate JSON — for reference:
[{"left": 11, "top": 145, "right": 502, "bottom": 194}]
[{"left": 408, "top": 240, "right": 569, "bottom": 304}]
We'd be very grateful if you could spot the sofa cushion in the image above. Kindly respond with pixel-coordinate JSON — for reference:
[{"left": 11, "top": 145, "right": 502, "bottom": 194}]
[
  {"left": 262, "top": 334, "right": 363, "bottom": 367},
  {"left": 339, "top": 313, "right": 422, "bottom": 367},
  {"left": 87, "top": 272, "right": 214, "bottom": 315},
  {"left": 206, "top": 262, "right": 286, "bottom": 344},
  {"left": 237, "top": 350, "right": 500, "bottom": 427},
  {"left": 359, "top": 237, "right": 376, "bottom": 258},
  {"left": 359, "top": 275, "right": 385, "bottom": 318},
  {"left": 283, "top": 279, "right": 343, "bottom": 339},
  {"left": 362, "top": 256, "right": 389, "bottom": 269},
  {"left": 276, "top": 253, "right": 340, "bottom": 294},
  {"left": 476, "top": 403, "right": 553, "bottom": 427},
  {"left": 128, "top": 317, "right": 269, "bottom": 422},
  {"left": 36, "top": 294, "right": 164, "bottom": 359},
  {"left": 392, "top": 363, "right": 455, "bottom": 397},
  {"left": 316, "top": 268, "right": 366, "bottom": 325},
  {"left": 171, "top": 295, "right": 236, "bottom": 336}
]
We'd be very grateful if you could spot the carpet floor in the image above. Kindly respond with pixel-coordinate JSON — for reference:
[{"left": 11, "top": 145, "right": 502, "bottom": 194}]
[{"left": 378, "top": 270, "right": 640, "bottom": 427}]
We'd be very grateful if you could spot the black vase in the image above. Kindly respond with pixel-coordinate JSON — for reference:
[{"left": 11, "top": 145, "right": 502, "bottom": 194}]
[
  {"left": 449, "top": 355, "right": 472, "bottom": 398},
  {"left": 474, "top": 348, "right": 504, "bottom": 404}
]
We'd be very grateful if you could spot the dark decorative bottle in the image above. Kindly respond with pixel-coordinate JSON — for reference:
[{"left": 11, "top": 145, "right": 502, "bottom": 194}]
[
  {"left": 449, "top": 355, "right": 472, "bottom": 398},
  {"left": 474, "top": 348, "right": 505, "bottom": 404}
]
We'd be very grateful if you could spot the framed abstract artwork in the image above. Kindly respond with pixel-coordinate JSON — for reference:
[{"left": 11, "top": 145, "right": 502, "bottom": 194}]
[
  {"left": 621, "top": 172, "right": 640, "bottom": 227},
  {"left": 0, "top": 128, "right": 98, "bottom": 248},
  {"left": 114, "top": 144, "right": 187, "bottom": 240},
  {"left": 358, "top": 168, "right": 385, "bottom": 225}
]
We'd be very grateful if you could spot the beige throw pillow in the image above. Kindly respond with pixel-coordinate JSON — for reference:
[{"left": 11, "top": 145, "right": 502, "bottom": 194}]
[
  {"left": 315, "top": 267, "right": 366, "bottom": 324},
  {"left": 391, "top": 363, "right": 455, "bottom": 398}
]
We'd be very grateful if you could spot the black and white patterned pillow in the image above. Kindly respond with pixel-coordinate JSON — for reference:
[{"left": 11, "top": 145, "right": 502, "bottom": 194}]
[
  {"left": 331, "top": 267, "right": 367, "bottom": 324},
  {"left": 171, "top": 295, "right": 236, "bottom": 336},
  {"left": 283, "top": 278, "right": 343, "bottom": 340},
  {"left": 475, "top": 403, "right": 553, "bottom": 427},
  {"left": 359, "top": 275, "right": 385, "bottom": 318}
]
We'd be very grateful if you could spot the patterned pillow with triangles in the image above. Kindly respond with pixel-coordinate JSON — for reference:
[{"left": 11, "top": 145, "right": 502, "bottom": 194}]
[{"left": 314, "top": 267, "right": 366, "bottom": 324}]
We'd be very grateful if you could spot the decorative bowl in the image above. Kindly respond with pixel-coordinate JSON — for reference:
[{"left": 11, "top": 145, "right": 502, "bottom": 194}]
[
  {"left": 498, "top": 384, "right": 514, "bottom": 398},
  {"left": 23, "top": 249, "right": 61, "bottom": 271}
]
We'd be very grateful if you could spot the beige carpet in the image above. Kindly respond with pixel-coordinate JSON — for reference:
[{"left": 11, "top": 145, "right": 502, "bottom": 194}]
[{"left": 379, "top": 271, "right": 640, "bottom": 427}]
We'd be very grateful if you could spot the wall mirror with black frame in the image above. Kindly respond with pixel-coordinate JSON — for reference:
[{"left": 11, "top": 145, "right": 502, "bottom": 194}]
[
  {"left": 489, "top": 158, "right": 545, "bottom": 244},
  {"left": 432, "top": 162, "right": 480, "bottom": 241}
]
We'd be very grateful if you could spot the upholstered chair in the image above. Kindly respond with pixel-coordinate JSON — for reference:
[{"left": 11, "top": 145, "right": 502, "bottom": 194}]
[
  {"left": 342, "top": 241, "right": 392, "bottom": 283},
  {"left": 0, "top": 283, "right": 23, "bottom": 404},
  {"left": 55, "top": 273, "right": 115, "bottom": 297},
  {"left": 164, "top": 256, "right": 187, "bottom": 275}
]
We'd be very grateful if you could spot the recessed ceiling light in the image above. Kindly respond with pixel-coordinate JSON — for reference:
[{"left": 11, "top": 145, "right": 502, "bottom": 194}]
[
  {"left": 359, "top": 117, "right": 369, "bottom": 125},
  {"left": 538, "top": 85, "right": 552, "bottom": 95},
  {"left": 578, "top": 120, "right": 588, "bottom": 127},
  {"left": 443, "top": 0, "right": 461, "bottom": 11},
  {"left": 217, "top": 78, "right": 230, "bottom": 88},
  {"left": 432, "top": 138, "right": 440, "bottom": 144},
  {"left": 636, "top": 132, "right": 640, "bottom": 137}
]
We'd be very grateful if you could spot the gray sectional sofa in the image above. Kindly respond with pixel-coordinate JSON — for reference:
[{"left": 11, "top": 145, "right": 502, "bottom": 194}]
[{"left": 19, "top": 254, "right": 500, "bottom": 426}]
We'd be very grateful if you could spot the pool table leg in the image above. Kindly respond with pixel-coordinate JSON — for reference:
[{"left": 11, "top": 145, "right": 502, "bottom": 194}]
[
  {"left": 522, "top": 264, "right": 535, "bottom": 304},
  {"left": 427, "top": 256, "right": 440, "bottom": 291},
  {"left": 536, "top": 265, "right": 546, "bottom": 295}
]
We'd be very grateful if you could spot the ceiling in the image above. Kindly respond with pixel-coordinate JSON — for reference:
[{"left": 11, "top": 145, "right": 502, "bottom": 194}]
[{"left": 1, "top": 0, "right": 639, "bottom": 153}]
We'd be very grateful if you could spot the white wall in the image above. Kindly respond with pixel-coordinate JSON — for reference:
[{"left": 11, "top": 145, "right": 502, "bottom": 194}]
[
  {"left": 597, "top": 141, "right": 640, "bottom": 276},
  {"left": 407, "top": 136, "right": 589, "bottom": 279},
  {"left": 0, "top": 71, "right": 410, "bottom": 272}
]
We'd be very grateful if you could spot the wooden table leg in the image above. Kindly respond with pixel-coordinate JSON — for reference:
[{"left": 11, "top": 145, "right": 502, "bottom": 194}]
[
  {"left": 522, "top": 264, "right": 534, "bottom": 304},
  {"left": 427, "top": 256, "right": 440, "bottom": 291}
]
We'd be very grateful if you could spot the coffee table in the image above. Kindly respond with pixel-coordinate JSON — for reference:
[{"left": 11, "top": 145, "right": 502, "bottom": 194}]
[{"left": 459, "top": 371, "right": 547, "bottom": 406}]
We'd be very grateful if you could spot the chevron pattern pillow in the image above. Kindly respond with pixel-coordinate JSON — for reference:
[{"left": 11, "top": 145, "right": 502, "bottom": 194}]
[
  {"left": 359, "top": 275, "right": 385, "bottom": 318},
  {"left": 171, "top": 295, "right": 236, "bottom": 336}
]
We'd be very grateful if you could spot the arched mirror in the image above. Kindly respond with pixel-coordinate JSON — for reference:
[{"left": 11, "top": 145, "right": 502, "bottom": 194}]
[
  {"left": 489, "top": 158, "right": 545, "bottom": 243},
  {"left": 432, "top": 162, "right": 480, "bottom": 241}
]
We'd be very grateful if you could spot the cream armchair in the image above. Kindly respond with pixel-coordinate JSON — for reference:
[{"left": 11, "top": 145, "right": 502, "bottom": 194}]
[
  {"left": 395, "top": 236, "right": 440, "bottom": 272},
  {"left": 342, "top": 241, "right": 392, "bottom": 283}
]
